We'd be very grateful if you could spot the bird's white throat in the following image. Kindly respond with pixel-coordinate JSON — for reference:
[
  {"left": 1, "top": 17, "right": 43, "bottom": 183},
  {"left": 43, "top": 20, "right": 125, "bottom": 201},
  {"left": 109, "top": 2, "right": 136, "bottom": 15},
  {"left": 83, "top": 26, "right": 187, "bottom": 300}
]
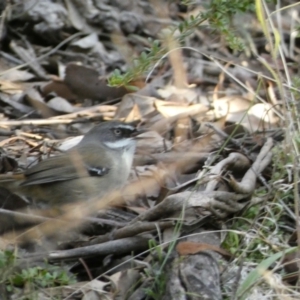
[
  {"left": 104, "top": 138, "right": 136, "bottom": 150},
  {"left": 121, "top": 144, "right": 136, "bottom": 174},
  {"left": 104, "top": 139, "right": 136, "bottom": 177}
]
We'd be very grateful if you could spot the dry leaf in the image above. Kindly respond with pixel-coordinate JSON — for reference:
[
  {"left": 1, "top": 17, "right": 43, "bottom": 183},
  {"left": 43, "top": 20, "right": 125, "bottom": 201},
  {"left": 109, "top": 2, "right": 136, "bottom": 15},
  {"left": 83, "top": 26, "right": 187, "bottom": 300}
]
[
  {"left": 64, "top": 63, "right": 128, "bottom": 103},
  {"left": 47, "top": 96, "right": 77, "bottom": 113},
  {"left": 0, "top": 80, "right": 23, "bottom": 94},
  {"left": 0, "top": 70, "right": 35, "bottom": 82},
  {"left": 155, "top": 100, "right": 208, "bottom": 118},
  {"left": 176, "top": 241, "right": 232, "bottom": 259}
]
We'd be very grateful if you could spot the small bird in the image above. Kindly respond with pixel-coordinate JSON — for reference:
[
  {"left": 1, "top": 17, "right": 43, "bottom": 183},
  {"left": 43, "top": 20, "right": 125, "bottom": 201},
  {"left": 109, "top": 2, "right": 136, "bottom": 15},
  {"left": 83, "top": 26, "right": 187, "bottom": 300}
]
[{"left": 0, "top": 121, "right": 141, "bottom": 206}]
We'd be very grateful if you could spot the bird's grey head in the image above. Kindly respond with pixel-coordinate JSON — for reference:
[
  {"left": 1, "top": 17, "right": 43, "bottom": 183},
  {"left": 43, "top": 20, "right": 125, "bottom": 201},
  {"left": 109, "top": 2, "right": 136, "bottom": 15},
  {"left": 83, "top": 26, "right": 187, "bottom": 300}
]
[{"left": 82, "top": 121, "right": 138, "bottom": 149}]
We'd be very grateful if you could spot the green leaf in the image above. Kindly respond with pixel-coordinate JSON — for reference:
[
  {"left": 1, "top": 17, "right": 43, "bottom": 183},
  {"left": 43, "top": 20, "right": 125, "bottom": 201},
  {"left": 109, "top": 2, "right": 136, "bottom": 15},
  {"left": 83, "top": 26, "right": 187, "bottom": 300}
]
[
  {"left": 11, "top": 273, "right": 24, "bottom": 287},
  {"left": 125, "top": 85, "right": 139, "bottom": 92},
  {"left": 237, "top": 247, "right": 297, "bottom": 299}
]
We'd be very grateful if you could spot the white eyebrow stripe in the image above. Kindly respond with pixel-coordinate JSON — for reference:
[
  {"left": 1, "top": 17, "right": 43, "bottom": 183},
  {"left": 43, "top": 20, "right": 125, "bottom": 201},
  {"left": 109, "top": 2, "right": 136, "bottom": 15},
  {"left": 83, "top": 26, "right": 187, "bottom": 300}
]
[{"left": 114, "top": 125, "right": 135, "bottom": 130}]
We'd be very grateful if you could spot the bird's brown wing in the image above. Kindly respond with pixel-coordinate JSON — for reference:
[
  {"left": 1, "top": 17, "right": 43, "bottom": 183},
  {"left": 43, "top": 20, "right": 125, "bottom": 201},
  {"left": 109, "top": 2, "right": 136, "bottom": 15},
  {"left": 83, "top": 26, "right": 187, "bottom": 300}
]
[{"left": 21, "top": 145, "right": 112, "bottom": 186}]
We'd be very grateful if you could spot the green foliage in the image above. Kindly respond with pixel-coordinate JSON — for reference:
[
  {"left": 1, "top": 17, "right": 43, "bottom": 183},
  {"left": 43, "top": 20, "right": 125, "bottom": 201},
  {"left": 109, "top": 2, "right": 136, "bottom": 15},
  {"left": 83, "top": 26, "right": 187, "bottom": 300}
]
[
  {"left": 109, "top": 0, "right": 256, "bottom": 87},
  {"left": 237, "top": 247, "right": 297, "bottom": 300},
  {"left": 108, "top": 39, "right": 163, "bottom": 88},
  {"left": 202, "top": 0, "right": 255, "bottom": 51},
  {"left": 8, "top": 265, "right": 75, "bottom": 289},
  {"left": 222, "top": 206, "right": 262, "bottom": 257},
  {"left": 271, "top": 143, "right": 295, "bottom": 205},
  {"left": 144, "top": 239, "right": 167, "bottom": 299},
  {"left": 291, "top": 76, "right": 300, "bottom": 101},
  {"left": 269, "top": 143, "right": 295, "bottom": 240},
  {"left": 295, "top": 25, "right": 300, "bottom": 38},
  {"left": 223, "top": 230, "right": 240, "bottom": 253},
  {"left": 0, "top": 250, "right": 15, "bottom": 270},
  {"left": 0, "top": 250, "right": 16, "bottom": 288},
  {"left": 223, "top": 139, "right": 296, "bottom": 262},
  {"left": 0, "top": 250, "right": 76, "bottom": 297},
  {"left": 271, "top": 145, "right": 292, "bottom": 182},
  {"left": 222, "top": 202, "right": 280, "bottom": 261},
  {"left": 144, "top": 270, "right": 167, "bottom": 300}
]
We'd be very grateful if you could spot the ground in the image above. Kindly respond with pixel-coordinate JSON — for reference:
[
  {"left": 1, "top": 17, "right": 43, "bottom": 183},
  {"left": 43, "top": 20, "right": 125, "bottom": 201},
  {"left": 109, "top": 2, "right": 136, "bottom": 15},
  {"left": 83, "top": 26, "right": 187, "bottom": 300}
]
[{"left": 0, "top": 1, "right": 299, "bottom": 299}]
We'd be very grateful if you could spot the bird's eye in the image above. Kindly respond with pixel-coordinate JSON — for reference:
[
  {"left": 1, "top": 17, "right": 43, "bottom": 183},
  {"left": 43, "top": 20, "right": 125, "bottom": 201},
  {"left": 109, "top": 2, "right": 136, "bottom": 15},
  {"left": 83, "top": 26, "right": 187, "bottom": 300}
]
[{"left": 114, "top": 128, "right": 122, "bottom": 136}]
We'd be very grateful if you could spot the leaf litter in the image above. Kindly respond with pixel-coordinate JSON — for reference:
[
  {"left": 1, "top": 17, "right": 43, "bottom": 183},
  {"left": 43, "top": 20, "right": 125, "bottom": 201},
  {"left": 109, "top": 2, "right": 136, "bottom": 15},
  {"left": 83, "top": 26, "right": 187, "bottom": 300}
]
[{"left": 0, "top": 1, "right": 297, "bottom": 299}]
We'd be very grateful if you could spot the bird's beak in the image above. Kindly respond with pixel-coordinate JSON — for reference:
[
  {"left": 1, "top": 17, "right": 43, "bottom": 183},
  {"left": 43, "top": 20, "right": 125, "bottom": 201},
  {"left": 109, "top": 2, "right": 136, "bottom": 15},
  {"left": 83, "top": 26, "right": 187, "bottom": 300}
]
[{"left": 131, "top": 128, "right": 149, "bottom": 139}]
